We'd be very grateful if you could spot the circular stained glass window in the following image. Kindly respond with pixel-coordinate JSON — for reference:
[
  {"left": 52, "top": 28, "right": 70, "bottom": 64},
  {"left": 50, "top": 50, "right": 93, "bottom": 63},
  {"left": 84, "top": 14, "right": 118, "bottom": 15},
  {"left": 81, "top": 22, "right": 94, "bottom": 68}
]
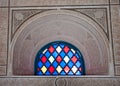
[{"left": 34, "top": 41, "right": 85, "bottom": 76}]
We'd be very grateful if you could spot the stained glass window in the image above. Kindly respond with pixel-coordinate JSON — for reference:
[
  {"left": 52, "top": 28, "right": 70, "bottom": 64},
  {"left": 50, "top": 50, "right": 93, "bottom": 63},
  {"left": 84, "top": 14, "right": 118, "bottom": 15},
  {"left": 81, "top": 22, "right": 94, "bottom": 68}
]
[{"left": 35, "top": 41, "right": 85, "bottom": 76}]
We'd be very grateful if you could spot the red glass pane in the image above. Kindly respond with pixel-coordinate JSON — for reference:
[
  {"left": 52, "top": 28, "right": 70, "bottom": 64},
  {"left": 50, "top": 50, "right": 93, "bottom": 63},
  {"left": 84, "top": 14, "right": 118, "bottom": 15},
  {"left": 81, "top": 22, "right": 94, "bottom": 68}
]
[
  {"left": 41, "top": 56, "right": 47, "bottom": 63},
  {"left": 63, "top": 46, "right": 70, "bottom": 53},
  {"left": 56, "top": 56, "right": 62, "bottom": 63},
  {"left": 48, "top": 66, "right": 55, "bottom": 73},
  {"left": 71, "top": 56, "right": 77, "bottom": 63},
  {"left": 64, "top": 66, "right": 70, "bottom": 73},
  {"left": 48, "top": 46, "right": 54, "bottom": 53}
]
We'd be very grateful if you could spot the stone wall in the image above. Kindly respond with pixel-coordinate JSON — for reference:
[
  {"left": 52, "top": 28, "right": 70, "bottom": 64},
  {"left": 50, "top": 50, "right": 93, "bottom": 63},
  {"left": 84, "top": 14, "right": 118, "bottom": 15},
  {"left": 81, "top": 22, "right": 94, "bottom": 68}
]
[
  {"left": 0, "top": 0, "right": 120, "bottom": 85},
  {"left": 111, "top": 4, "right": 120, "bottom": 76},
  {"left": 0, "top": 7, "right": 8, "bottom": 76}
]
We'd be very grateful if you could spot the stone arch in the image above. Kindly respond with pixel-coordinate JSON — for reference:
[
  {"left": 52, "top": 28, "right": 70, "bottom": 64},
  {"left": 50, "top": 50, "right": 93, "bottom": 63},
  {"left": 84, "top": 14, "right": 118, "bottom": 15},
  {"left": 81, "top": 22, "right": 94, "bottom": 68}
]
[{"left": 8, "top": 10, "right": 110, "bottom": 75}]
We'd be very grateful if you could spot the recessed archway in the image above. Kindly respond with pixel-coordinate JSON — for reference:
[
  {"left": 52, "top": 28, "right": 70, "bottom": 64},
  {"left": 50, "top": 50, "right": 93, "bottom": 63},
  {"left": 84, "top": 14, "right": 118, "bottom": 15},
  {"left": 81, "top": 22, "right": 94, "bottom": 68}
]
[{"left": 8, "top": 10, "right": 109, "bottom": 75}]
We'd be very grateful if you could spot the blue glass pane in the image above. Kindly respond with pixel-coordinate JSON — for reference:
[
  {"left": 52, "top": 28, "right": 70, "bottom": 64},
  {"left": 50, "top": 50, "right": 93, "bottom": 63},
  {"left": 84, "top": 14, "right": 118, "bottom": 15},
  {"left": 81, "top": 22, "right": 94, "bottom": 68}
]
[
  {"left": 53, "top": 70, "right": 58, "bottom": 75},
  {"left": 37, "top": 71, "right": 42, "bottom": 75},
  {"left": 52, "top": 51, "right": 58, "bottom": 58},
  {"left": 39, "top": 53, "right": 43, "bottom": 58},
  {"left": 45, "top": 51, "right": 50, "bottom": 58},
  {"left": 46, "top": 71, "right": 50, "bottom": 75},
  {"left": 61, "top": 71, "right": 66, "bottom": 75},
  {"left": 75, "top": 61, "right": 81, "bottom": 68},
  {"left": 53, "top": 44, "right": 58, "bottom": 48},
  {"left": 75, "top": 53, "right": 79, "bottom": 58},
  {"left": 52, "top": 61, "right": 58, "bottom": 68},
  {"left": 45, "top": 61, "right": 50, "bottom": 68},
  {"left": 68, "top": 51, "right": 73, "bottom": 58},
  {"left": 68, "top": 61, "right": 74, "bottom": 68},
  {"left": 38, "top": 61, "right": 43, "bottom": 68},
  {"left": 76, "top": 71, "right": 81, "bottom": 75},
  {"left": 60, "top": 51, "right": 65, "bottom": 58},
  {"left": 60, "top": 44, "right": 65, "bottom": 48},
  {"left": 68, "top": 71, "right": 73, "bottom": 75},
  {"left": 60, "top": 61, "right": 66, "bottom": 68}
]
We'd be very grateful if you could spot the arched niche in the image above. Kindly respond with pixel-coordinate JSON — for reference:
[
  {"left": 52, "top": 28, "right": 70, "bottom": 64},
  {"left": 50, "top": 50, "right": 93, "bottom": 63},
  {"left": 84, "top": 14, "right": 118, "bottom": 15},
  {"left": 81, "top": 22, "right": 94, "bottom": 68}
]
[{"left": 8, "top": 10, "right": 110, "bottom": 75}]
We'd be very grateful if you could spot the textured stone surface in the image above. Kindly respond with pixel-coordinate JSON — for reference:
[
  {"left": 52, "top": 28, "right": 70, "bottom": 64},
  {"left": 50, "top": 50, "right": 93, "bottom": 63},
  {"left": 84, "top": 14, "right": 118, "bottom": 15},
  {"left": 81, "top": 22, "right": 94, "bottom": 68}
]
[
  {"left": 111, "top": 5, "right": 120, "bottom": 66},
  {"left": 74, "top": 8, "right": 108, "bottom": 34},
  {"left": 66, "top": 77, "right": 120, "bottom": 86},
  {"left": 0, "top": 66, "right": 6, "bottom": 75},
  {"left": 12, "top": 9, "right": 42, "bottom": 36},
  {"left": 10, "top": 0, "right": 109, "bottom": 6},
  {"left": 0, "top": 8, "right": 8, "bottom": 52},
  {"left": 0, "top": 77, "right": 55, "bottom": 86},
  {"left": 0, "top": 8, "right": 8, "bottom": 75},
  {"left": 0, "top": 0, "right": 8, "bottom": 6},
  {"left": 0, "top": 77, "right": 120, "bottom": 86},
  {"left": 0, "top": 52, "right": 7, "bottom": 65},
  {"left": 111, "top": 4, "right": 120, "bottom": 76},
  {"left": 55, "top": 78, "right": 66, "bottom": 86},
  {"left": 11, "top": 8, "right": 108, "bottom": 38},
  {"left": 115, "top": 66, "right": 120, "bottom": 75},
  {"left": 110, "top": 0, "right": 119, "bottom": 4}
]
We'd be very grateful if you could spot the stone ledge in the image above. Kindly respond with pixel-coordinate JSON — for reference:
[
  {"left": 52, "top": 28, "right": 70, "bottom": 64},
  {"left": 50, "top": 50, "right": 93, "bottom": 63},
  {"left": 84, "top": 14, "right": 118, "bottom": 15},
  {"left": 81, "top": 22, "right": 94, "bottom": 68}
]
[
  {"left": 10, "top": 0, "right": 109, "bottom": 6},
  {"left": 0, "top": 77, "right": 120, "bottom": 86}
]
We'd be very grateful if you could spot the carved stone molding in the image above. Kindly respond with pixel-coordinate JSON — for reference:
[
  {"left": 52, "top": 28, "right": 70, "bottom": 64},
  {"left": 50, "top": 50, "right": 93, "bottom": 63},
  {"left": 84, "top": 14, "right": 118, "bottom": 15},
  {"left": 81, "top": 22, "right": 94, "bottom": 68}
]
[{"left": 11, "top": 8, "right": 108, "bottom": 41}]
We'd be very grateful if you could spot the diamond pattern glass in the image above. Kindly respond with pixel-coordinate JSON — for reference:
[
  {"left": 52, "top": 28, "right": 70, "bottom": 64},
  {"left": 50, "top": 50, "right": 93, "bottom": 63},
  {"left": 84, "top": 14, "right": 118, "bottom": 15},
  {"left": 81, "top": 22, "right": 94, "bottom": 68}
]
[
  {"left": 64, "top": 66, "right": 70, "bottom": 73},
  {"left": 35, "top": 41, "right": 85, "bottom": 76},
  {"left": 72, "top": 66, "right": 77, "bottom": 74},
  {"left": 48, "top": 46, "right": 54, "bottom": 53},
  {"left": 56, "top": 46, "right": 62, "bottom": 53},
  {"left": 56, "top": 66, "right": 62, "bottom": 73},
  {"left": 41, "top": 56, "right": 47, "bottom": 63},
  {"left": 64, "top": 56, "right": 70, "bottom": 63},
  {"left": 71, "top": 56, "right": 77, "bottom": 63},
  {"left": 56, "top": 56, "right": 62, "bottom": 63},
  {"left": 48, "top": 66, "right": 55, "bottom": 73},
  {"left": 41, "top": 66, "right": 47, "bottom": 74},
  {"left": 48, "top": 56, "right": 55, "bottom": 63}
]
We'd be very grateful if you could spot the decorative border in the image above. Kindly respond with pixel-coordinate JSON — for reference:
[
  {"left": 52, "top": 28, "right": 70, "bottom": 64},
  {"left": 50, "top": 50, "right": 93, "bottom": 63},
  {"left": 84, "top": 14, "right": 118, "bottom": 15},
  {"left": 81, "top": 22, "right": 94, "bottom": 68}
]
[{"left": 10, "top": 7, "right": 109, "bottom": 41}]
